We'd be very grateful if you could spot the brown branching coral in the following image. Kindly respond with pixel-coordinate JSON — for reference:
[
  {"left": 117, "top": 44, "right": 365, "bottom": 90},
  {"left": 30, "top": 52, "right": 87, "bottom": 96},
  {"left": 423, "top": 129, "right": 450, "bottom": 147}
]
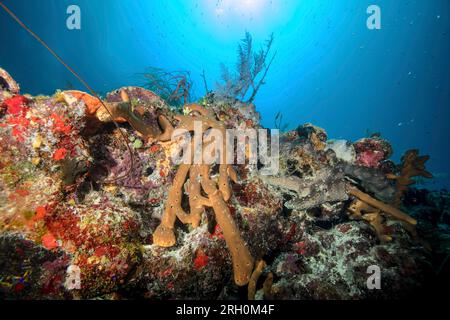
[
  {"left": 346, "top": 184, "right": 417, "bottom": 242},
  {"left": 247, "top": 260, "right": 274, "bottom": 300},
  {"left": 387, "top": 149, "right": 433, "bottom": 207},
  {"left": 64, "top": 91, "right": 255, "bottom": 285},
  {"left": 263, "top": 272, "right": 274, "bottom": 300},
  {"left": 347, "top": 198, "right": 392, "bottom": 242},
  {"left": 347, "top": 185, "right": 417, "bottom": 225},
  {"left": 152, "top": 104, "right": 255, "bottom": 286},
  {"left": 248, "top": 260, "right": 266, "bottom": 300}
]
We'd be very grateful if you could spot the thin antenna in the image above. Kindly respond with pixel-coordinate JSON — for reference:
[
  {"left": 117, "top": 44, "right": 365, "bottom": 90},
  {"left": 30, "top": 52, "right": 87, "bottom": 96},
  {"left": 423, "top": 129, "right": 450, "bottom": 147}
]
[{"left": 0, "top": 2, "right": 135, "bottom": 184}]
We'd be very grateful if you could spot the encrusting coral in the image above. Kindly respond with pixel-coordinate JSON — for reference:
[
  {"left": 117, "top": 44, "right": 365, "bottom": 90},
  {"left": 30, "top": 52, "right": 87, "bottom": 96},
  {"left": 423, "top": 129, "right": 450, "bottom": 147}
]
[
  {"left": 387, "top": 149, "right": 433, "bottom": 207},
  {"left": 353, "top": 137, "right": 393, "bottom": 169},
  {"left": 260, "top": 166, "right": 348, "bottom": 211},
  {"left": 341, "top": 163, "right": 396, "bottom": 203},
  {"left": 152, "top": 104, "right": 255, "bottom": 286}
]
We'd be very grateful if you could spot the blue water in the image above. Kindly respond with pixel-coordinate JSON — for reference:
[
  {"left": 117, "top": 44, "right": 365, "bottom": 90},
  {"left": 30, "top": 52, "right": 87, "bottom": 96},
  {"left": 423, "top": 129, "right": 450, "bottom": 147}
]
[{"left": 1, "top": 0, "right": 449, "bottom": 188}]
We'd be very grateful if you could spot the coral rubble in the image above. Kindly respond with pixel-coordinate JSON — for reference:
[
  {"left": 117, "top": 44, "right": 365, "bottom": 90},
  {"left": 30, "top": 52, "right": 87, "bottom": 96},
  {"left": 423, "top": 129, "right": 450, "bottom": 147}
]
[{"left": 0, "top": 68, "right": 448, "bottom": 300}]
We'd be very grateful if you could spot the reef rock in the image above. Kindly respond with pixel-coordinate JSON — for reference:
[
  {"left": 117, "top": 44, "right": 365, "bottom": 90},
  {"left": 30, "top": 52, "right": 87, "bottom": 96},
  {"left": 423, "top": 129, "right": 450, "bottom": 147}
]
[{"left": 0, "top": 69, "right": 446, "bottom": 300}]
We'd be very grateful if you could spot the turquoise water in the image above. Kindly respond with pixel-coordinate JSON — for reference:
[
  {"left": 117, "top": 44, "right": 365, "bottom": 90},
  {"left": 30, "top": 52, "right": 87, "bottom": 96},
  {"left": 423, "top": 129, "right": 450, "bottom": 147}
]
[{"left": 1, "top": 0, "right": 449, "bottom": 188}]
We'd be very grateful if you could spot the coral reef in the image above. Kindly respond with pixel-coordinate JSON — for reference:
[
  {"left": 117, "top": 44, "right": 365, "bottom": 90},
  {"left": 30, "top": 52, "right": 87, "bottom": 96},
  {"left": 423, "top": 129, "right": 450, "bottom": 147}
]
[
  {"left": 296, "top": 123, "right": 327, "bottom": 151},
  {"left": 0, "top": 68, "right": 447, "bottom": 300}
]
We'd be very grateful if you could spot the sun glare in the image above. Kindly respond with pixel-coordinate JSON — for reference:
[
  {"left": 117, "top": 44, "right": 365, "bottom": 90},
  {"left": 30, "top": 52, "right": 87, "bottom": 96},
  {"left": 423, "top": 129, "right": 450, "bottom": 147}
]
[{"left": 211, "top": 0, "right": 266, "bottom": 18}]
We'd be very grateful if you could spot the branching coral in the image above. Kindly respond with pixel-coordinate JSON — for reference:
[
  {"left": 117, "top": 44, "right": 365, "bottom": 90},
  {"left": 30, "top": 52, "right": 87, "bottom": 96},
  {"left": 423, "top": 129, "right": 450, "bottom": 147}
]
[
  {"left": 387, "top": 149, "right": 433, "bottom": 207},
  {"left": 346, "top": 184, "right": 416, "bottom": 242},
  {"left": 347, "top": 198, "right": 392, "bottom": 242},
  {"left": 263, "top": 272, "right": 274, "bottom": 300},
  {"left": 347, "top": 185, "right": 416, "bottom": 225},
  {"left": 152, "top": 104, "right": 255, "bottom": 286},
  {"left": 248, "top": 259, "right": 266, "bottom": 300}
]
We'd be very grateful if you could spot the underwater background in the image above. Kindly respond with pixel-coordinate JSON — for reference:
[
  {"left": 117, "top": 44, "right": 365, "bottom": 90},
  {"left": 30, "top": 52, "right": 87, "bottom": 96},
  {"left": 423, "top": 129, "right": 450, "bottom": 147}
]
[{"left": 1, "top": 0, "right": 449, "bottom": 188}]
